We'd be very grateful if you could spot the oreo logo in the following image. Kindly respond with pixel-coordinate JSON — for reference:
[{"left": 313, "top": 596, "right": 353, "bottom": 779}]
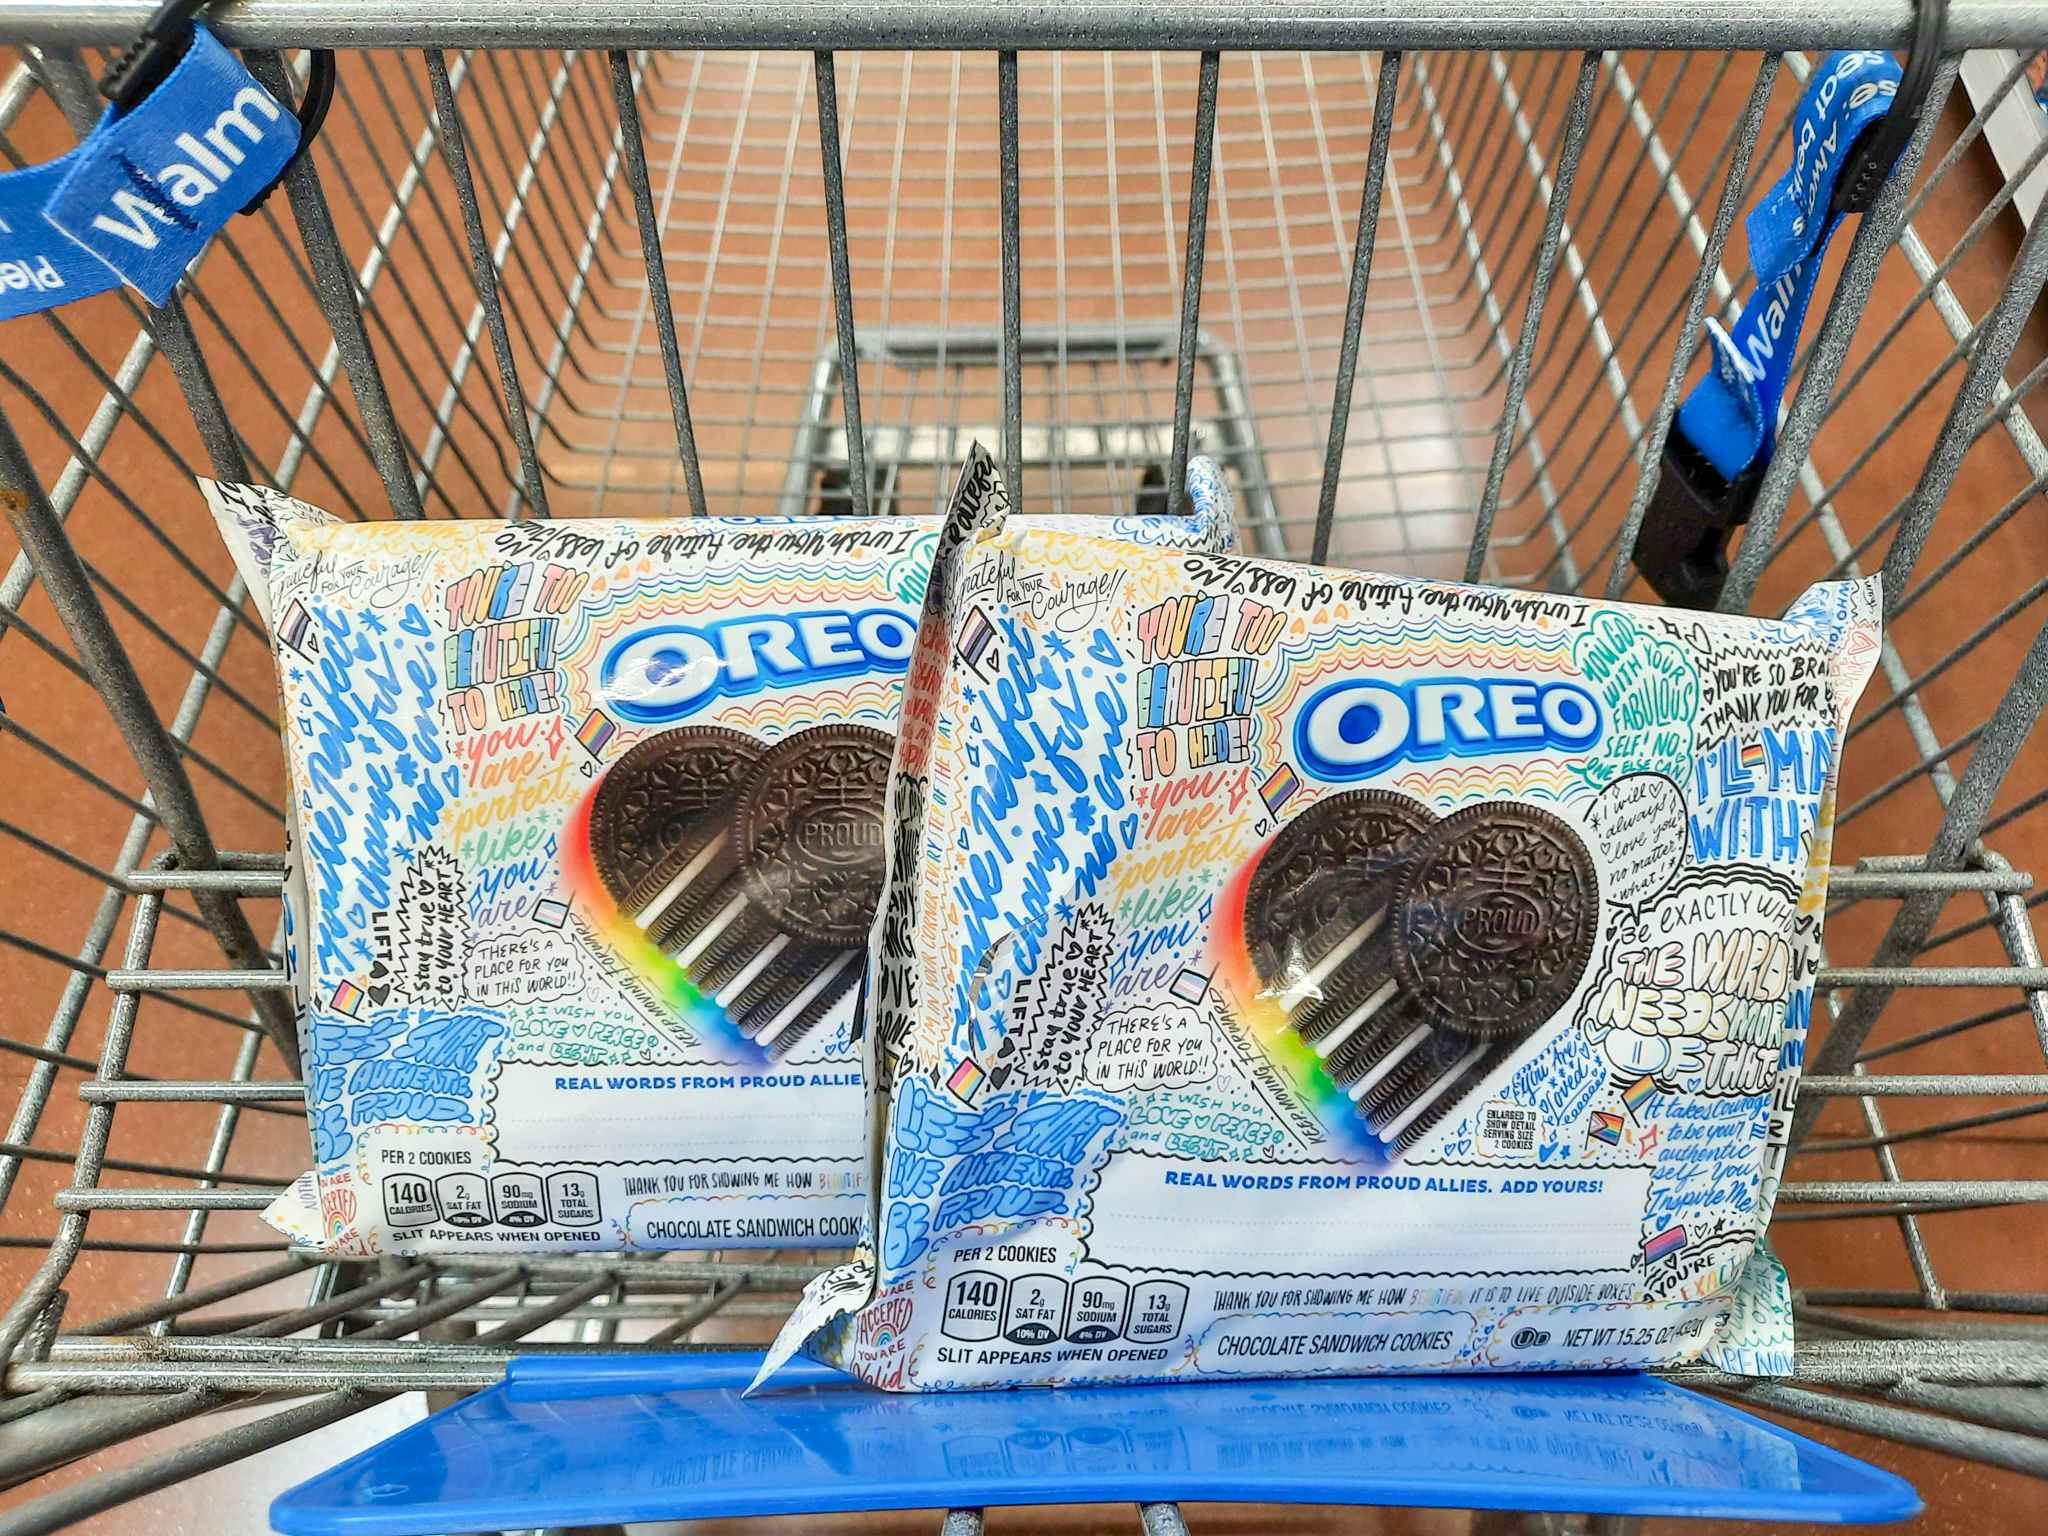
[
  {"left": 1296, "top": 676, "right": 1604, "bottom": 782},
  {"left": 601, "top": 607, "right": 917, "bottom": 724}
]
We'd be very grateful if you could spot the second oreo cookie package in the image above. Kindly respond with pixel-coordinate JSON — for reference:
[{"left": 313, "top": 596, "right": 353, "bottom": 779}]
[
  {"left": 763, "top": 507, "right": 1882, "bottom": 1389},
  {"left": 204, "top": 448, "right": 1232, "bottom": 1257}
]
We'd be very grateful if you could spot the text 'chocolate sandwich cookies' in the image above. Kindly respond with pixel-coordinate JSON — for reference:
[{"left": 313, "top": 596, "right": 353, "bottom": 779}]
[
  {"left": 202, "top": 444, "right": 1237, "bottom": 1261},
  {"left": 763, "top": 513, "right": 1883, "bottom": 1394}
]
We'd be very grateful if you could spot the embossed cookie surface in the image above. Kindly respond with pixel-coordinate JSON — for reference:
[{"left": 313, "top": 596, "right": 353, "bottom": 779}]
[
  {"left": 1391, "top": 802, "right": 1599, "bottom": 1040},
  {"left": 589, "top": 725, "right": 762, "bottom": 903},
  {"left": 737, "top": 724, "right": 895, "bottom": 948},
  {"left": 1244, "top": 787, "right": 1436, "bottom": 990}
]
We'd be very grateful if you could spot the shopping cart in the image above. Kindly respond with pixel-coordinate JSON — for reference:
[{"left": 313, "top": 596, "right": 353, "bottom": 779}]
[{"left": 1, "top": 2, "right": 2046, "bottom": 1531}]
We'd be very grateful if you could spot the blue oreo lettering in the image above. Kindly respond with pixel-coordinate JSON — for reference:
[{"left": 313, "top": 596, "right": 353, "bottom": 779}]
[
  {"left": 1295, "top": 674, "right": 1605, "bottom": 781},
  {"left": 599, "top": 606, "right": 916, "bottom": 724}
]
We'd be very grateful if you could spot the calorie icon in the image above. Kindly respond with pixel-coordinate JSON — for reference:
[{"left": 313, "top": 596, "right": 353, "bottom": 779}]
[{"left": 381, "top": 1173, "right": 439, "bottom": 1229}]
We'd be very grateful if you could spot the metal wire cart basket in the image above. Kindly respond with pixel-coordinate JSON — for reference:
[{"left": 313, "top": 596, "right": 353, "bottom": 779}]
[{"left": 3, "top": 1, "right": 2048, "bottom": 1530}]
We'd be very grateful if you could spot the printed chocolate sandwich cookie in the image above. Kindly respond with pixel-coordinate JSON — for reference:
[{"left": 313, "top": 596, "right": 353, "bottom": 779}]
[
  {"left": 738, "top": 724, "right": 894, "bottom": 945},
  {"left": 728, "top": 724, "right": 894, "bottom": 1056},
  {"left": 1244, "top": 788, "right": 1436, "bottom": 1054},
  {"left": 1391, "top": 802, "right": 1600, "bottom": 1041},
  {"left": 760, "top": 511, "right": 1884, "bottom": 1395},
  {"left": 1356, "top": 1021, "right": 1490, "bottom": 1133},
  {"left": 1384, "top": 1039, "right": 1518, "bottom": 1158},
  {"left": 1320, "top": 998, "right": 1431, "bottom": 1088},
  {"left": 627, "top": 790, "right": 754, "bottom": 960},
  {"left": 663, "top": 724, "right": 888, "bottom": 1036},
  {"left": 612, "top": 723, "right": 892, "bottom": 1059},
  {"left": 1332, "top": 802, "right": 1598, "bottom": 1160},
  {"left": 589, "top": 725, "right": 762, "bottom": 907}
]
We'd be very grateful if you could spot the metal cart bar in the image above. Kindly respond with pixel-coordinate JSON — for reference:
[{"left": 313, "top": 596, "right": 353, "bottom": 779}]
[{"left": 0, "top": 1, "right": 2038, "bottom": 52}]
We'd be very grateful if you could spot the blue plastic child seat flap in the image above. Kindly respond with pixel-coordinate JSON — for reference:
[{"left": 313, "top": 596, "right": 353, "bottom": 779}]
[{"left": 270, "top": 1351, "right": 1920, "bottom": 1535}]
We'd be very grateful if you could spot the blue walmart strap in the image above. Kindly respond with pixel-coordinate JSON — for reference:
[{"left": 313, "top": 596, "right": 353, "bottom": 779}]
[
  {"left": 1633, "top": 24, "right": 1947, "bottom": 611},
  {"left": 1672, "top": 51, "right": 1902, "bottom": 482},
  {"left": 0, "top": 20, "right": 316, "bottom": 320},
  {"left": 0, "top": 159, "right": 123, "bottom": 318}
]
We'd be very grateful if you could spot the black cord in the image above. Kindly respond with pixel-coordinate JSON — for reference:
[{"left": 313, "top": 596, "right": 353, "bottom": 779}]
[
  {"left": 239, "top": 51, "right": 337, "bottom": 213},
  {"left": 1834, "top": 0, "right": 1950, "bottom": 215}
]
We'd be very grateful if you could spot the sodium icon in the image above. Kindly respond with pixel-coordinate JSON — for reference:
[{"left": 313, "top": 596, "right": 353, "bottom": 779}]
[
  {"left": 491, "top": 1171, "right": 546, "bottom": 1228},
  {"left": 1063, "top": 1278, "right": 1130, "bottom": 1344}
]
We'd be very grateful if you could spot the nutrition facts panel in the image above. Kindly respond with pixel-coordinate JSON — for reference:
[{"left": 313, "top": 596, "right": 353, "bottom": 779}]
[
  {"left": 940, "top": 1272, "right": 1189, "bottom": 1346},
  {"left": 380, "top": 1167, "right": 602, "bottom": 1230}
]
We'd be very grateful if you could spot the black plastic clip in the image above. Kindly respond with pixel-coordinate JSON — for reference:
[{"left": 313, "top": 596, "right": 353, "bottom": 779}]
[
  {"left": 1633, "top": 430, "right": 1767, "bottom": 611},
  {"left": 98, "top": 0, "right": 334, "bottom": 215},
  {"left": 1636, "top": 0, "right": 1948, "bottom": 609},
  {"left": 98, "top": 0, "right": 211, "bottom": 109}
]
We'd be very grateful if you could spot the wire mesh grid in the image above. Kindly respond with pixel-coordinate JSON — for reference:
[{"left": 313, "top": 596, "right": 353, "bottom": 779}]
[{"left": 1, "top": 7, "right": 2048, "bottom": 1530}]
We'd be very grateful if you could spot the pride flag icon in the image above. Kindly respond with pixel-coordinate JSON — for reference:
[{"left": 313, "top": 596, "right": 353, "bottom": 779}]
[
  {"left": 277, "top": 599, "right": 315, "bottom": 654},
  {"left": 1620, "top": 1074, "right": 1657, "bottom": 1118},
  {"left": 575, "top": 709, "right": 617, "bottom": 758},
  {"left": 946, "top": 1057, "right": 987, "bottom": 1104},
  {"left": 330, "top": 980, "right": 365, "bottom": 1018},
  {"left": 958, "top": 606, "right": 998, "bottom": 678},
  {"left": 1259, "top": 763, "right": 1300, "bottom": 817},
  {"left": 1642, "top": 1224, "right": 1688, "bottom": 1263},
  {"left": 1587, "top": 1110, "right": 1624, "bottom": 1146}
]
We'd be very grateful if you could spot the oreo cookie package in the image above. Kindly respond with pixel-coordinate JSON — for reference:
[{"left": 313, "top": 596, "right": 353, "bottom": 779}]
[
  {"left": 760, "top": 504, "right": 1881, "bottom": 1390},
  {"left": 205, "top": 448, "right": 1232, "bottom": 1257}
]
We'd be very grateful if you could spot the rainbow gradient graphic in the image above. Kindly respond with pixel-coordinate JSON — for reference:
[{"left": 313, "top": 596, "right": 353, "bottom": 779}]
[
  {"left": 557, "top": 784, "right": 772, "bottom": 1065},
  {"left": 1208, "top": 847, "right": 1388, "bottom": 1164}
]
